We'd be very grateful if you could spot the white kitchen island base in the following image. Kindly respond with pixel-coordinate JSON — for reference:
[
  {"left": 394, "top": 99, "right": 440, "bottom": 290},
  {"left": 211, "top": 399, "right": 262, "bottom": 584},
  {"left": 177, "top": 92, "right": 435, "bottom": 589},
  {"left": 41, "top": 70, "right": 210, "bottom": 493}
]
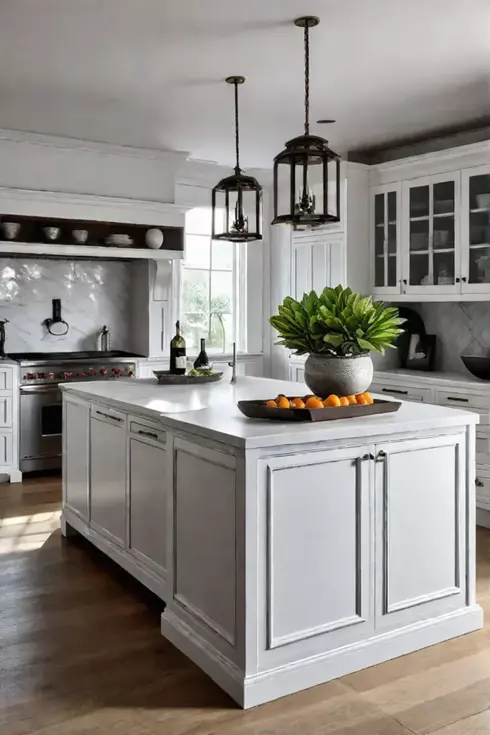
[{"left": 61, "top": 377, "right": 483, "bottom": 708}]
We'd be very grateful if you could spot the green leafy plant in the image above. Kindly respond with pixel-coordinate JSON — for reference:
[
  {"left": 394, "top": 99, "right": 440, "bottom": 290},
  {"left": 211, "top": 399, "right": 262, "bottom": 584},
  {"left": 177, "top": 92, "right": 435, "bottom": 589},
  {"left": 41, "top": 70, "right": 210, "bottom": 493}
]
[{"left": 269, "top": 285, "right": 404, "bottom": 356}]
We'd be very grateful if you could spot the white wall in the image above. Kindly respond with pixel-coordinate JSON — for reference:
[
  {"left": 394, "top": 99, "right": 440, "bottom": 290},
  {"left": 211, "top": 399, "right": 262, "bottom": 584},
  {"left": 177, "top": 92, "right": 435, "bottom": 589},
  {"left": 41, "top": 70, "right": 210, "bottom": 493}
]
[{"left": 0, "top": 257, "right": 132, "bottom": 354}]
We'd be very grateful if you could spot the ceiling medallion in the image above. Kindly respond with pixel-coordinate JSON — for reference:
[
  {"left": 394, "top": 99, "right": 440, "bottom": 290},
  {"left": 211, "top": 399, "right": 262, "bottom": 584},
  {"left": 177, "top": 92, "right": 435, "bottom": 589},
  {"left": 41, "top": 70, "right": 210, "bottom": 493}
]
[
  {"left": 212, "top": 76, "right": 262, "bottom": 242},
  {"left": 272, "top": 16, "right": 341, "bottom": 227}
]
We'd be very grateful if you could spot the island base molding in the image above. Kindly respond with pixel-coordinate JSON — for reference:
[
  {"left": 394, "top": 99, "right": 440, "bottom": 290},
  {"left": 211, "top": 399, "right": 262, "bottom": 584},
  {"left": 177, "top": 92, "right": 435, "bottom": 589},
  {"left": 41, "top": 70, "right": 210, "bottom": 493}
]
[{"left": 162, "top": 605, "right": 483, "bottom": 709}]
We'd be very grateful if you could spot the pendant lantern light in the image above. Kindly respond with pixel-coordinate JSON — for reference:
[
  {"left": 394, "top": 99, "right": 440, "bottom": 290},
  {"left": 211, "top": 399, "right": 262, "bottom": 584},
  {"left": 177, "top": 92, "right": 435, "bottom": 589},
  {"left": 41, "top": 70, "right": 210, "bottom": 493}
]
[
  {"left": 212, "top": 76, "right": 262, "bottom": 242},
  {"left": 272, "top": 17, "right": 340, "bottom": 227}
]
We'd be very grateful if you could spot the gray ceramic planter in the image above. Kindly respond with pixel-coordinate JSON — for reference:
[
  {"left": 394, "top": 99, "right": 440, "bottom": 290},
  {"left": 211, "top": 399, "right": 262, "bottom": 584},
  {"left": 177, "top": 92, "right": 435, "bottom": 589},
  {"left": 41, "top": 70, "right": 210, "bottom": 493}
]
[{"left": 304, "top": 353, "right": 373, "bottom": 397}]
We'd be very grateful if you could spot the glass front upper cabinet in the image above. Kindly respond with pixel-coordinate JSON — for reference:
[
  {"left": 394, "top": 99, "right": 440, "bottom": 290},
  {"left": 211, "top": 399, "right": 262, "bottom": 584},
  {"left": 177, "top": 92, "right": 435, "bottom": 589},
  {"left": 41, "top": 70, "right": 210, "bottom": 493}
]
[
  {"left": 461, "top": 166, "right": 490, "bottom": 292},
  {"left": 371, "top": 185, "right": 400, "bottom": 294},
  {"left": 403, "top": 174, "right": 460, "bottom": 293}
]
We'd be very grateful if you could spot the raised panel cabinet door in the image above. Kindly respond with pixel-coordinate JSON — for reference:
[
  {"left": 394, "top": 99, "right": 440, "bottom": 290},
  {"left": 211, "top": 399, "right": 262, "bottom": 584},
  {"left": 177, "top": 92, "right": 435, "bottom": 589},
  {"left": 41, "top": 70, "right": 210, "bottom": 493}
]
[
  {"left": 0, "top": 396, "right": 12, "bottom": 427},
  {"left": 258, "top": 446, "right": 373, "bottom": 669},
  {"left": 90, "top": 415, "right": 126, "bottom": 547},
  {"left": 129, "top": 436, "right": 167, "bottom": 574},
  {"left": 292, "top": 242, "right": 312, "bottom": 299},
  {"left": 63, "top": 398, "right": 90, "bottom": 521},
  {"left": 375, "top": 433, "right": 466, "bottom": 630},
  {"left": 0, "top": 368, "right": 13, "bottom": 391}
]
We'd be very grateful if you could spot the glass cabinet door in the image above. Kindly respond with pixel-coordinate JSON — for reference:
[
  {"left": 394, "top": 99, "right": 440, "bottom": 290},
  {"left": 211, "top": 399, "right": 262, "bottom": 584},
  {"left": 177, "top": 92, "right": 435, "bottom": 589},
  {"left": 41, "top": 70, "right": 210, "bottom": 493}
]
[
  {"left": 466, "top": 169, "right": 490, "bottom": 289},
  {"left": 405, "top": 175, "right": 459, "bottom": 292},
  {"left": 372, "top": 187, "right": 399, "bottom": 292}
]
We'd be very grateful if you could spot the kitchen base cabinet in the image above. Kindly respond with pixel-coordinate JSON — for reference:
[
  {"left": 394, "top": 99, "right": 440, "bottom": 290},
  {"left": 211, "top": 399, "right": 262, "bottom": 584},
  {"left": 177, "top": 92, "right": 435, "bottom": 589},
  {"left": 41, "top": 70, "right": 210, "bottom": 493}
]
[
  {"left": 61, "top": 379, "right": 481, "bottom": 709},
  {"left": 129, "top": 426, "right": 168, "bottom": 577},
  {"left": 90, "top": 405, "right": 127, "bottom": 547},
  {"left": 62, "top": 396, "right": 90, "bottom": 521}
]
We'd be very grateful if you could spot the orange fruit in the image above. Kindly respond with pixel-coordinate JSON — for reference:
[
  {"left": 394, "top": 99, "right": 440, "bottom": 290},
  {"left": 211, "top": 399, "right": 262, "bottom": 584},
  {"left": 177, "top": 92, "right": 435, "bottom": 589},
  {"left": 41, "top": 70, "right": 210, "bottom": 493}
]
[
  {"left": 305, "top": 396, "right": 324, "bottom": 409},
  {"left": 356, "top": 394, "right": 368, "bottom": 405},
  {"left": 339, "top": 397, "right": 350, "bottom": 407},
  {"left": 346, "top": 395, "right": 357, "bottom": 405},
  {"left": 266, "top": 399, "right": 278, "bottom": 408},
  {"left": 363, "top": 392, "right": 374, "bottom": 404},
  {"left": 277, "top": 396, "right": 291, "bottom": 409},
  {"left": 291, "top": 397, "right": 306, "bottom": 409},
  {"left": 323, "top": 394, "right": 341, "bottom": 408}
]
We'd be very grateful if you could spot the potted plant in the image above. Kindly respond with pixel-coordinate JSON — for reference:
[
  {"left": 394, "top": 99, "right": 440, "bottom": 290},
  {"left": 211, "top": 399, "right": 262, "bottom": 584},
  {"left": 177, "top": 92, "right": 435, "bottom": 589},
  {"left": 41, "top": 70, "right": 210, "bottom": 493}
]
[{"left": 269, "top": 285, "right": 404, "bottom": 396}]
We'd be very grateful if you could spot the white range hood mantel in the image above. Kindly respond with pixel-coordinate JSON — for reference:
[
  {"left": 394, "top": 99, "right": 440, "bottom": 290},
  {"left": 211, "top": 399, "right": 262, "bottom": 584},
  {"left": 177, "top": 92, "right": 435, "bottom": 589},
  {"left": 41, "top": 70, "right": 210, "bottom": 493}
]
[{"left": 0, "top": 186, "right": 189, "bottom": 261}]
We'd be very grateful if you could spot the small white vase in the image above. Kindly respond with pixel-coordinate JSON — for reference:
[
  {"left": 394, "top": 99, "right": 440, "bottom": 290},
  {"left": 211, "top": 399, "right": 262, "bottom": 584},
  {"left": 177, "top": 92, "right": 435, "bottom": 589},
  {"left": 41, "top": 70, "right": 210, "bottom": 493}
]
[{"left": 145, "top": 228, "right": 164, "bottom": 249}]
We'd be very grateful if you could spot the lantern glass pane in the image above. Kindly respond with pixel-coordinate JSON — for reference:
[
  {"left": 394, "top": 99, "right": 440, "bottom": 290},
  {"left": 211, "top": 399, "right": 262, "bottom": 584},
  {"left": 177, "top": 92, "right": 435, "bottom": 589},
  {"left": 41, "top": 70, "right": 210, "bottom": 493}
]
[{"left": 275, "top": 160, "right": 292, "bottom": 220}]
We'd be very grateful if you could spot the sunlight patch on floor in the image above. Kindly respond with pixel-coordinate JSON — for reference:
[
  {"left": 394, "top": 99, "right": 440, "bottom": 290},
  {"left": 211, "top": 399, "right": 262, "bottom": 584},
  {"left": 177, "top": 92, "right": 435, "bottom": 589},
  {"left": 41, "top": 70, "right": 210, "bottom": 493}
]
[{"left": 0, "top": 509, "right": 60, "bottom": 553}]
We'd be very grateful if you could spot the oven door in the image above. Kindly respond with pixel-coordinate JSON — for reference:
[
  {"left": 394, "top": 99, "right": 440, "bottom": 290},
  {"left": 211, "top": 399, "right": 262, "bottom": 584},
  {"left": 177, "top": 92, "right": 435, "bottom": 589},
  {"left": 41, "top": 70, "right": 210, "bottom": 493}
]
[{"left": 19, "top": 385, "right": 62, "bottom": 472}]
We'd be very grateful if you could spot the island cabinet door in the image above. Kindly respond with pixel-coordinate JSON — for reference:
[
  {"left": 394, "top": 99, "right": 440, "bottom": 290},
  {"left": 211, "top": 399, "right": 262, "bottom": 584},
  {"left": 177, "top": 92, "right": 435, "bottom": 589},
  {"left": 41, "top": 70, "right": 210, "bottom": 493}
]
[
  {"left": 374, "top": 433, "right": 467, "bottom": 631},
  {"left": 89, "top": 405, "right": 127, "bottom": 547},
  {"left": 128, "top": 428, "right": 168, "bottom": 578},
  {"left": 256, "top": 446, "right": 374, "bottom": 671},
  {"left": 62, "top": 396, "right": 90, "bottom": 521}
]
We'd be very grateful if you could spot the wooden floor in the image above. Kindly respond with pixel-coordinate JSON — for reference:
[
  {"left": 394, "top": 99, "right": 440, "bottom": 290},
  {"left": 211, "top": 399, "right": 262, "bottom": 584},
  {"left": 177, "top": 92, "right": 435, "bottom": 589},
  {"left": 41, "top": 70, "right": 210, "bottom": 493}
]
[{"left": 1, "top": 478, "right": 490, "bottom": 735}]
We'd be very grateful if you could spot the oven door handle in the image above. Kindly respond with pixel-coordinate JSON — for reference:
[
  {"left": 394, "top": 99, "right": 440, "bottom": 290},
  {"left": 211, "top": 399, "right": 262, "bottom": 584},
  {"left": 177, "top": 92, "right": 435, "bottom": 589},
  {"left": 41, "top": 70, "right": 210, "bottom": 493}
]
[{"left": 20, "top": 385, "right": 61, "bottom": 395}]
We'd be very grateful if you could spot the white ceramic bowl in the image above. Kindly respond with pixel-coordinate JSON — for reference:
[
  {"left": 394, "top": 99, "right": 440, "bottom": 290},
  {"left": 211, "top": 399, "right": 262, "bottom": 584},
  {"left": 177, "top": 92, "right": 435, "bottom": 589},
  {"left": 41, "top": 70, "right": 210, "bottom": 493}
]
[
  {"left": 1, "top": 222, "right": 20, "bottom": 240},
  {"left": 72, "top": 229, "right": 88, "bottom": 244}
]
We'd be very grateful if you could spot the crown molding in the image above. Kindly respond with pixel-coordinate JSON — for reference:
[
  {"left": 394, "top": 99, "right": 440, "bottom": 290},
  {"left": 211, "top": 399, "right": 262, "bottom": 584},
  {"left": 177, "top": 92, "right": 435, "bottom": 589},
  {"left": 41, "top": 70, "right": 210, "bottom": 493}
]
[
  {"left": 370, "top": 140, "right": 490, "bottom": 173},
  {"left": 0, "top": 127, "right": 189, "bottom": 163}
]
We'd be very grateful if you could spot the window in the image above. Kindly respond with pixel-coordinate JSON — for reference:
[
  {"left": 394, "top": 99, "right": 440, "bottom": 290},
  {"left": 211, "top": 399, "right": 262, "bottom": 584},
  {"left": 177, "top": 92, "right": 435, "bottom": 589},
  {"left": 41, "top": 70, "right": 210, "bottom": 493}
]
[{"left": 181, "top": 207, "right": 245, "bottom": 356}]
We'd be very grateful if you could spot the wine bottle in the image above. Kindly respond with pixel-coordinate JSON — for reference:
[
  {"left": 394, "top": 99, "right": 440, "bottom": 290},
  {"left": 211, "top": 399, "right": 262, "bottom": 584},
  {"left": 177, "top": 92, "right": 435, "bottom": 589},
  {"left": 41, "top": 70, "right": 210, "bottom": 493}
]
[
  {"left": 170, "top": 320, "right": 186, "bottom": 375},
  {"left": 193, "top": 338, "right": 209, "bottom": 370}
]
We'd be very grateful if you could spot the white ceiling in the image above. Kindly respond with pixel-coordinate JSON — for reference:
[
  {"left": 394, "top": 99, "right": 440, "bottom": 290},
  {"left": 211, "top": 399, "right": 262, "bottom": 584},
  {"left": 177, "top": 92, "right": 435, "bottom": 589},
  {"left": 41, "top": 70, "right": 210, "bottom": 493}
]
[{"left": 0, "top": 0, "right": 488, "bottom": 168}]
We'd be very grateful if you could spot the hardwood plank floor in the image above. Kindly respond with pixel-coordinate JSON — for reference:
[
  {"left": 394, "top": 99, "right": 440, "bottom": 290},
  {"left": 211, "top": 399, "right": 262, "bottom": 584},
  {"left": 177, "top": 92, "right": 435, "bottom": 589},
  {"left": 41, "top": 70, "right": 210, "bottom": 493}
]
[{"left": 0, "top": 475, "right": 489, "bottom": 735}]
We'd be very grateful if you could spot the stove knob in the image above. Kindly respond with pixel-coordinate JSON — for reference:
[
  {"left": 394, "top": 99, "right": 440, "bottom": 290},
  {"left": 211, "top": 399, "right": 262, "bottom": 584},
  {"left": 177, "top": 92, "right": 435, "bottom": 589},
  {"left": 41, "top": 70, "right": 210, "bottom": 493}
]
[
  {"left": 100, "top": 367, "right": 108, "bottom": 376},
  {"left": 37, "top": 372, "right": 45, "bottom": 379},
  {"left": 27, "top": 372, "right": 36, "bottom": 380},
  {"left": 23, "top": 374, "right": 28, "bottom": 381},
  {"left": 48, "top": 372, "right": 56, "bottom": 380},
  {"left": 127, "top": 369, "right": 135, "bottom": 378},
  {"left": 78, "top": 371, "right": 86, "bottom": 378},
  {"left": 112, "top": 368, "right": 121, "bottom": 377},
  {"left": 63, "top": 371, "right": 73, "bottom": 380},
  {"left": 88, "top": 368, "right": 97, "bottom": 377}
]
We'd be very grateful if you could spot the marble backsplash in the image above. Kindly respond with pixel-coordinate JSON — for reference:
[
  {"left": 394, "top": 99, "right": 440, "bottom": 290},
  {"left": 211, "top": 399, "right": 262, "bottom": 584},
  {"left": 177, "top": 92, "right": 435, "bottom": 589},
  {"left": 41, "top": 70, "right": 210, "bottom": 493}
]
[
  {"left": 0, "top": 258, "right": 132, "bottom": 353},
  {"left": 376, "top": 301, "right": 490, "bottom": 376}
]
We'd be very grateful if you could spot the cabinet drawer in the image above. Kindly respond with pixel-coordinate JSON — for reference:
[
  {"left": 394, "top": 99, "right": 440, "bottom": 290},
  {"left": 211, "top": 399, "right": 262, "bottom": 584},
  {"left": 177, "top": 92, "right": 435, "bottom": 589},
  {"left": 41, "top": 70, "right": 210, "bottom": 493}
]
[
  {"left": 434, "top": 389, "right": 489, "bottom": 423},
  {"left": 129, "top": 419, "right": 166, "bottom": 445},
  {"left": 475, "top": 465, "right": 490, "bottom": 509},
  {"left": 0, "top": 368, "right": 13, "bottom": 392},
  {"left": 0, "top": 396, "right": 12, "bottom": 427},
  {"left": 370, "top": 382, "right": 433, "bottom": 403},
  {"left": 90, "top": 403, "right": 126, "bottom": 426},
  {"left": 0, "top": 431, "right": 13, "bottom": 466}
]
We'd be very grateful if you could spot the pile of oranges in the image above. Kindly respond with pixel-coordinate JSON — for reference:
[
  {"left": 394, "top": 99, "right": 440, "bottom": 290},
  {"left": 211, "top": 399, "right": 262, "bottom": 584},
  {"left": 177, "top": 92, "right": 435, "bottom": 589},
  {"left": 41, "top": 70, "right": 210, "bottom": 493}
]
[{"left": 266, "top": 392, "right": 374, "bottom": 410}]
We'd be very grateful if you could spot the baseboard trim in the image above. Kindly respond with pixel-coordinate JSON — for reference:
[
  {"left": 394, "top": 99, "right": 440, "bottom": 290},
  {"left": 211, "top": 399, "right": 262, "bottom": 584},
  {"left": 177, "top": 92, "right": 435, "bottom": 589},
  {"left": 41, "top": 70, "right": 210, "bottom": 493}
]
[{"left": 161, "top": 605, "right": 483, "bottom": 709}]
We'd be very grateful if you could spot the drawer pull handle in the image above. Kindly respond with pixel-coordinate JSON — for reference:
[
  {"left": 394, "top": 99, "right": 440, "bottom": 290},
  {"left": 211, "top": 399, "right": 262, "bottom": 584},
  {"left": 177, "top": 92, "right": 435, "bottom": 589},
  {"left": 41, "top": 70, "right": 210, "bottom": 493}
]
[
  {"left": 382, "top": 388, "right": 408, "bottom": 395},
  {"left": 95, "top": 410, "right": 123, "bottom": 422},
  {"left": 137, "top": 430, "right": 159, "bottom": 440},
  {"left": 446, "top": 396, "right": 469, "bottom": 403},
  {"left": 476, "top": 478, "right": 484, "bottom": 487}
]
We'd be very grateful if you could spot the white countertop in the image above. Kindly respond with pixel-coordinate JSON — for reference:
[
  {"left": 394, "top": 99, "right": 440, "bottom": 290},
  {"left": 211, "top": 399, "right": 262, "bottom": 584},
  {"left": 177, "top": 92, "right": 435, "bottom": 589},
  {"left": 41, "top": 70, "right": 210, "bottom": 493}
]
[
  {"left": 374, "top": 368, "right": 490, "bottom": 390},
  {"left": 61, "top": 376, "right": 477, "bottom": 450}
]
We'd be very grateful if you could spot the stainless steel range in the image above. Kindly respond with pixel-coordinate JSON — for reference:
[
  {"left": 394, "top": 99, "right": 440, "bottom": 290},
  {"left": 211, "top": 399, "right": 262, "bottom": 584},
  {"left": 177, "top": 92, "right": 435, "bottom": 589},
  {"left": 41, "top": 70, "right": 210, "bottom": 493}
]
[{"left": 11, "top": 350, "right": 140, "bottom": 473}]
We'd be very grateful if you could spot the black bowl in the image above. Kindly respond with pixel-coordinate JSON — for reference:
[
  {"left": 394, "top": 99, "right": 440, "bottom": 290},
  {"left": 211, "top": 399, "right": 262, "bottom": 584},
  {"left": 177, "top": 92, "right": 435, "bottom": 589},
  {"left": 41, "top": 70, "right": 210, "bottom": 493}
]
[{"left": 461, "top": 355, "right": 490, "bottom": 380}]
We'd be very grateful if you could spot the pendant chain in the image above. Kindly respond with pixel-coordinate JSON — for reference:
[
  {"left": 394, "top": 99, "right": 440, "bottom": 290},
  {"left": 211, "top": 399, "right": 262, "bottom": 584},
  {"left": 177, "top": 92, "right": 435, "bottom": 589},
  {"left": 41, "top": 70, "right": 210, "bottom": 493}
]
[
  {"left": 234, "top": 81, "right": 240, "bottom": 174},
  {"left": 304, "top": 22, "right": 310, "bottom": 136}
]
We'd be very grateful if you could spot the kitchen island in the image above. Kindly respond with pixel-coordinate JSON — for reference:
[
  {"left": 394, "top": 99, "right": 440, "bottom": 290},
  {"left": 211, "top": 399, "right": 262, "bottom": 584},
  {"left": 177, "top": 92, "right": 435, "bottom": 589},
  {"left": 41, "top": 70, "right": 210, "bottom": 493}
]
[{"left": 61, "top": 377, "right": 483, "bottom": 708}]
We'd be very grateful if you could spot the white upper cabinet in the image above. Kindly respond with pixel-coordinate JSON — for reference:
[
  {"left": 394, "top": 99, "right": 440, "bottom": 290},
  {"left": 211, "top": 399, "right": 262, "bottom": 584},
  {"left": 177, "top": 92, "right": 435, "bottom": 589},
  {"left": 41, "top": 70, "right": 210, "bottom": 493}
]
[
  {"left": 402, "top": 172, "right": 461, "bottom": 296},
  {"left": 291, "top": 231, "right": 345, "bottom": 300},
  {"left": 370, "top": 184, "right": 401, "bottom": 296},
  {"left": 369, "top": 143, "right": 490, "bottom": 301},
  {"left": 461, "top": 164, "right": 490, "bottom": 294}
]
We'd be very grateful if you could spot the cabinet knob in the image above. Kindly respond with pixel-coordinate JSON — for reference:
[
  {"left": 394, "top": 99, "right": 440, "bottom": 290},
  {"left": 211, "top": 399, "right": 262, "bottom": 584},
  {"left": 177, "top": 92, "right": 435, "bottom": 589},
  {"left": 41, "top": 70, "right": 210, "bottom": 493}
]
[
  {"left": 462, "top": 277, "right": 467, "bottom": 283},
  {"left": 376, "top": 450, "right": 387, "bottom": 460},
  {"left": 476, "top": 478, "right": 484, "bottom": 487},
  {"left": 362, "top": 453, "right": 375, "bottom": 461},
  {"left": 456, "top": 277, "right": 460, "bottom": 283}
]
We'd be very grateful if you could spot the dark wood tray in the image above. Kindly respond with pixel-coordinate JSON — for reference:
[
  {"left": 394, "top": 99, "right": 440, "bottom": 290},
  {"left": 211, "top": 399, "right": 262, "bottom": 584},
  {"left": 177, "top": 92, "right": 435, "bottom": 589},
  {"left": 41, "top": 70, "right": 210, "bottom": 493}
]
[
  {"left": 153, "top": 370, "right": 223, "bottom": 385},
  {"left": 237, "top": 398, "right": 401, "bottom": 422}
]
